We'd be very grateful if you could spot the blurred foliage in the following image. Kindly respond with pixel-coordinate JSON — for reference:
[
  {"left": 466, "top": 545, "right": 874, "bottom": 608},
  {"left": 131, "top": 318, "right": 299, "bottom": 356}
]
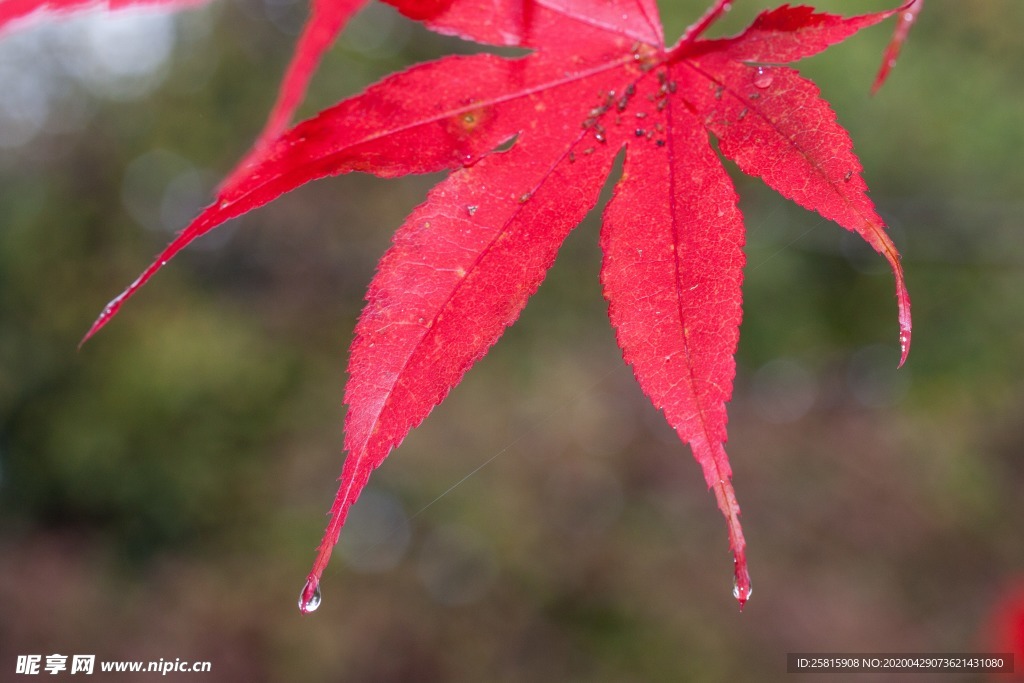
[{"left": 2, "top": 0, "right": 1024, "bottom": 680}]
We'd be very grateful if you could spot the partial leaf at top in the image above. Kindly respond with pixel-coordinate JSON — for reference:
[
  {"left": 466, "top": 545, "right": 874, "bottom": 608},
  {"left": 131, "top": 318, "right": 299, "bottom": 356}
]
[
  {"left": 0, "top": 0, "right": 208, "bottom": 33},
  {"left": 386, "top": 0, "right": 663, "bottom": 51}
]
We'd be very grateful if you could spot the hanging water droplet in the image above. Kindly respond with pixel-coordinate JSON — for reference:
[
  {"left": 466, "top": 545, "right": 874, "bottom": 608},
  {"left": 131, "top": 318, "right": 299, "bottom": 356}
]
[
  {"left": 298, "top": 579, "right": 322, "bottom": 614},
  {"left": 753, "top": 66, "right": 773, "bottom": 89},
  {"left": 733, "top": 576, "right": 752, "bottom": 604}
]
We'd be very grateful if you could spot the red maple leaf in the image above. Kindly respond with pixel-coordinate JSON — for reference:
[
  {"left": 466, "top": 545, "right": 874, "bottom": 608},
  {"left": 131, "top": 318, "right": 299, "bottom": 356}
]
[{"left": 8, "top": 0, "right": 913, "bottom": 611}]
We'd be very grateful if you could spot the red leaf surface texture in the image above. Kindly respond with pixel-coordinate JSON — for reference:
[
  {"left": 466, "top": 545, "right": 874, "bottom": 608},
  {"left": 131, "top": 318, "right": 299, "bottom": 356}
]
[{"left": 47, "top": 0, "right": 914, "bottom": 611}]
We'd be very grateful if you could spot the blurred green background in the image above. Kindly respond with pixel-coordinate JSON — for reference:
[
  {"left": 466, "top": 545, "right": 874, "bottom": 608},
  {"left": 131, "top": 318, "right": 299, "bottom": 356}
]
[{"left": 2, "top": 0, "right": 1023, "bottom": 680}]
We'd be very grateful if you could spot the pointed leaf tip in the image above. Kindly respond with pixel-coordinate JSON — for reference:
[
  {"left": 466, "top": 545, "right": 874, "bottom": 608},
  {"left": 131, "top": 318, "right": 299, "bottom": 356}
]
[
  {"left": 733, "top": 560, "right": 752, "bottom": 610},
  {"left": 80, "top": 275, "right": 147, "bottom": 346},
  {"left": 876, "top": 229, "right": 912, "bottom": 367},
  {"left": 897, "top": 288, "right": 912, "bottom": 368},
  {"left": 872, "top": 0, "right": 923, "bottom": 94},
  {"left": 712, "top": 476, "right": 750, "bottom": 610},
  {"left": 80, "top": 301, "right": 118, "bottom": 348},
  {"left": 80, "top": 247, "right": 180, "bottom": 345}
]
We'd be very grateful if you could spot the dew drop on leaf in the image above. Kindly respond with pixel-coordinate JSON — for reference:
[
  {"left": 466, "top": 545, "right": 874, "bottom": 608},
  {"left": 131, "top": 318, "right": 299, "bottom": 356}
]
[
  {"left": 753, "top": 66, "right": 773, "bottom": 89},
  {"left": 298, "top": 579, "right": 322, "bottom": 614}
]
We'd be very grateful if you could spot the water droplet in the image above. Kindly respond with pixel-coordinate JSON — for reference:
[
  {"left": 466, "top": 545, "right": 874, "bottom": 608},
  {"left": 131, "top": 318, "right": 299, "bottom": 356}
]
[
  {"left": 466, "top": 205, "right": 478, "bottom": 216},
  {"left": 733, "top": 577, "right": 752, "bottom": 604},
  {"left": 753, "top": 66, "right": 773, "bottom": 89},
  {"left": 843, "top": 170, "right": 853, "bottom": 182},
  {"left": 899, "top": 330, "right": 911, "bottom": 367},
  {"left": 298, "top": 579, "right": 321, "bottom": 614}
]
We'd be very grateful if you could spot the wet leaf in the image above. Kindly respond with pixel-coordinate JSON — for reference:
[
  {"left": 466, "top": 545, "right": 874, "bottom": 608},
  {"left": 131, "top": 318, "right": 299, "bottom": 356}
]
[{"left": 5, "top": 0, "right": 914, "bottom": 611}]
